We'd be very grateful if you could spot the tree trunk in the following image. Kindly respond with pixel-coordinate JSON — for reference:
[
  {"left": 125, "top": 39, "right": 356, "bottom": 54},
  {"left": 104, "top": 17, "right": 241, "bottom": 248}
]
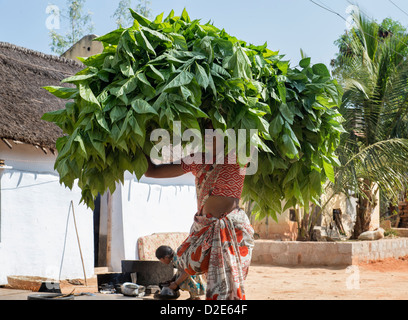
[
  {"left": 352, "top": 180, "right": 375, "bottom": 239},
  {"left": 296, "top": 204, "right": 321, "bottom": 241},
  {"left": 297, "top": 213, "right": 310, "bottom": 241}
]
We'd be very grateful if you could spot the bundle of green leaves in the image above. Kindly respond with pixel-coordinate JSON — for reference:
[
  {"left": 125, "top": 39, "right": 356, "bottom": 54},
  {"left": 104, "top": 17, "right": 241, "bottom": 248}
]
[{"left": 42, "top": 9, "right": 344, "bottom": 219}]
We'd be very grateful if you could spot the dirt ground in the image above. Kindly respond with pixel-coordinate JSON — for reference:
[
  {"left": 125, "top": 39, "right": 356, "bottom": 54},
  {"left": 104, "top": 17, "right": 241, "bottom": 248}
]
[
  {"left": 245, "top": 257, "right": 408, "bottom": 300},
  {"left": 58, "top": 256, "right": 408, "bottom": 300}
]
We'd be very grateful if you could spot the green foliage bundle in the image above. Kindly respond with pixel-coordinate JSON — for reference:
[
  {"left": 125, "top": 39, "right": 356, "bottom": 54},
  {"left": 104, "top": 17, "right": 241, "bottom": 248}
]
[{"left": 42, "top": 9, "right": 344, "bottom": 219}]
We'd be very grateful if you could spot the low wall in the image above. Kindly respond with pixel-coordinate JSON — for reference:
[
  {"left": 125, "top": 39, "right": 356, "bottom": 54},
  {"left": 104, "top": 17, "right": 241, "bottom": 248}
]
[
  {"left": 393, "top": 228, "right": 408, "bottom": 238},
  {"left": 252, "top": 238, "right": 408, "bottom": 266}
]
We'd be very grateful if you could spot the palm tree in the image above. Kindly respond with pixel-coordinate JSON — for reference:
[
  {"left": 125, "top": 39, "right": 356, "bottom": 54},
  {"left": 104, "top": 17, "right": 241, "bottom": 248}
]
[{"left": 329, "top": 8, "right": 408, "bottom": 238}]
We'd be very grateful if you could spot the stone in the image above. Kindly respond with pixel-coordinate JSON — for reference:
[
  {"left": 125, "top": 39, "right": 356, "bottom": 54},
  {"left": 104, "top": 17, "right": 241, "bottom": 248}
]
[
  {"left": 341, "top": 214, "right": 354, "bottom": 238},
  {"left": 312, "top": 226, "right": 328, "bottom": 241},
  {"left": 326, "top": 227, "right": 343, "bottom": 241},
  {"left": 313, "top": 226, "right": 343, "bottom": 242},
  {"left": 358, "top": 228, "right": 385, "bottom": 241}
]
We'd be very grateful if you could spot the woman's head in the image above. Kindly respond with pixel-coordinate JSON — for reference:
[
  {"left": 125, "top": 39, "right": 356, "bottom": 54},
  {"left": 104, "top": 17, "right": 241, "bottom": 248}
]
[{"left": 155, "top": 245, "right": 174, "bottom": 265}]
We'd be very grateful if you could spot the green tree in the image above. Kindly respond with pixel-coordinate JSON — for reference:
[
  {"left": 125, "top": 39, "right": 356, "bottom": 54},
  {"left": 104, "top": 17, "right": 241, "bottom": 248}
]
[
  {"left": 329, "top": 7, "right": 408, "bottom": 238},
  {"left": 332, "top": 15, "right": 408, "bottom": 79},
  {"left": 49, "top": 0, "right": 94, "bottom": 55},
  {"left": 112, "top": 0, "right": 152, "bottom": 28}
]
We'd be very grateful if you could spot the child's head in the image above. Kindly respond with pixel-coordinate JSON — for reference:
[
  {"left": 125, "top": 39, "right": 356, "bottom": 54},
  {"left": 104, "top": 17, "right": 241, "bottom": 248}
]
[{"left": 155, "top": 245, "right": 174, "bottom": 265}]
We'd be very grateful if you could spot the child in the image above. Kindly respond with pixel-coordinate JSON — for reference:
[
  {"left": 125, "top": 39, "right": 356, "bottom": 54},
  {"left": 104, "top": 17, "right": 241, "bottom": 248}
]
[{"left": 156, "top": 245, "right": 206, "bottom": 300}]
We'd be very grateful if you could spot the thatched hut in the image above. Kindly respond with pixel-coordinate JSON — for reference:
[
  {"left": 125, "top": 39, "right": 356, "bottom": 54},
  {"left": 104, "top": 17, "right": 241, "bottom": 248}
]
[
  {"left": 0, "top": 42, "right": 83, "bottom": 151},
  {"left": 0, "top": 42, "right": 96, "bottom": 284},
  {"left": 0, "top": 42, "right": 197, "bottom": 283}
]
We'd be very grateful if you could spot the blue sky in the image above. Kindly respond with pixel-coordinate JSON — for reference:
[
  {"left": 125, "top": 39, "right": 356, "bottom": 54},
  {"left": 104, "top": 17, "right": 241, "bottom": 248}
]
[{"left": 1, "top": 0, "right": 408, "bottom": 67}]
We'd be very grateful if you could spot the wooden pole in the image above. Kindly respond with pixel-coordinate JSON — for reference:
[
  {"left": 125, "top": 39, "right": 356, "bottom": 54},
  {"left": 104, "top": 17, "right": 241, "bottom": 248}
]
[
  {"left": 70, "top": 201, "right": 88, "bottom": 286},
  {"left": 106, "top": 191, "right": 112, "bottom": 271}
]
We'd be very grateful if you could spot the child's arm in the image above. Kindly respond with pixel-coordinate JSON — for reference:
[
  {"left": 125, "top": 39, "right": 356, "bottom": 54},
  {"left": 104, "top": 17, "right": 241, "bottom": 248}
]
[{"left": 169, "top": 271, "right": 190, "bottom": 290}]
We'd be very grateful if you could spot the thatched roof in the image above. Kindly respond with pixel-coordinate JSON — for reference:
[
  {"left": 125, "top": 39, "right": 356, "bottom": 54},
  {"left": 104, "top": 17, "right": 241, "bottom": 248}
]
[{"left": 0, "top": 42, "right": 83, "bottom": 151}]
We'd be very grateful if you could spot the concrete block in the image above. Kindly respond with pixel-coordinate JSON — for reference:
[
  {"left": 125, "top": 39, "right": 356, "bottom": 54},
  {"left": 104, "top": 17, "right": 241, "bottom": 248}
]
[
  {"left": 351, "top": 255, "right": 360, "bottom": 265},
  {"left": 378, "top": 240, "right": 386, "bottom": 252},
  {"left": 288, "top": 242, "right": 310, "bottom": 254},
  {"left": 256, "top": 254, "right": 274, "bottom": 265},
  {"left": 310, "top": 242, "right": 337, "bottom": 254},
  {"left": 330, "top": 253, "right": 352, "bottom": 266},
  {"left": 338, "top": 243, "right": 353, "bottom": 254},
  {"left": 309, "top": 242, "right": 326, "bottom": 253},
  {"left": 370, "top": 252, "right": 379, "bottom": 261},
  {"left": 276, "top": 253, "right": 296, "bottom": 266},
  {"left": 252, "top": 238, "right": 408, "bottom": 267},
  {"left": 252, "top": 241, "right": 267, "bottom": 255},
  {"left": 306, "top": 252, "right": 321, "bottom": 266},
  {"left": 378, "top": 251, "right": 386, "bottom": 260},
  {"left": 371, "top": 241, "right": 379, "bottom": 253},
  {"left": 384, "top": 240, "right": 392, "bottom": 251},
  {"left": 268, "top": 242, "right": 288, "bottom": 254},
  {"left": 351, "top": 242, "right": 362, "bottom": 255},
  {"left": 352, "top": 242, "right": 369, "bottom": 255},
  {"left": 289, "top": 253, "right": 301, "bottom": 266}
]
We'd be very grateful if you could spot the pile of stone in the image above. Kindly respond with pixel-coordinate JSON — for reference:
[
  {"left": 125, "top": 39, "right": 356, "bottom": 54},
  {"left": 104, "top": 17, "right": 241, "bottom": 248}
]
[{"left": 357, "top": 228, "right": 385, "bottom": 241}]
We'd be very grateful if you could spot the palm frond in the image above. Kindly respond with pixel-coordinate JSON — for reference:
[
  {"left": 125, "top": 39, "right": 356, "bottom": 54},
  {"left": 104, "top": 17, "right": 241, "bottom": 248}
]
[{"left": 329, "top": 138, "right": 408, "bottom": 202}]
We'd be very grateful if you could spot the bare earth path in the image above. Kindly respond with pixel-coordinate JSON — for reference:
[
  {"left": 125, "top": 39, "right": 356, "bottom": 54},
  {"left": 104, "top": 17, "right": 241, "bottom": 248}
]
[
  {"left": 56, "top": 256, "right": 408, "bottom": 300},
  {"left": 245, "top": 256, "right": 408, "bottom": 300}
]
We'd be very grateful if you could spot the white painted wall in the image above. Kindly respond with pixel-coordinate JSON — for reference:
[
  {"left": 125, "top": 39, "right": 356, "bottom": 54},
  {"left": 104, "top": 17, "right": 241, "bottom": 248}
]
[
  {"left": 107, "top": 172, "right": 197, "bottom": 271},
  {"left": 0, "top": 143, "right": 94, "bottom": 285},
  {"left": 0, "top": 142, "right": 199, "bottom": 279}
]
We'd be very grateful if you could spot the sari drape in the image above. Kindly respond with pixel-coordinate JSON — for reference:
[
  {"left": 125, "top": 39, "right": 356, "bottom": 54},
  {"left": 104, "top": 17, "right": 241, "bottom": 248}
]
[{"left": 176, "top": 162, "right": 255, "bottom": 300}]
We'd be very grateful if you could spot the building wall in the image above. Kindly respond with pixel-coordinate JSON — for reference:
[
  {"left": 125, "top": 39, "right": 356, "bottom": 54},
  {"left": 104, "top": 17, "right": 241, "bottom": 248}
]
[
  {"left": 0, "top": 138, "right": 235, "bottom": 278},
  {"left": 250, "top": 209, "right": 298, "bottom": 241},
  {"left": 321, "top": 188, "right": 379, "bottom": 237},
  {"left": 0, "top": 141, "right": 198, "bottom": 279},
  {"left": 0, "top": 143, "right": 94, "bottom": 285},
  {"left": 105, "top": 172, "right": 197, "bottom": 272},
  {"left": 251, "top": 187, "right": 380, "bottom": 241},
  {"left": 321, "top": 192, "right": 356, "bottom": 237},
  {"left": 61, "top": 34, "right": 104, "bottom": 63}
]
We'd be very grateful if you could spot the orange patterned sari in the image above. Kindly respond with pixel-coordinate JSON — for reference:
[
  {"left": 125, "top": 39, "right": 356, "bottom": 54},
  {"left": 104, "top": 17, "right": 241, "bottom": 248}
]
[{"left": 176, "top": 161, "right": 255, "bottom": 300}]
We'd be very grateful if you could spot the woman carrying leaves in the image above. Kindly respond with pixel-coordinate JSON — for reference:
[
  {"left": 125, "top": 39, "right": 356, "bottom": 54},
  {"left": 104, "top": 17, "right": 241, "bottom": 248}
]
[
  {"left": 41, "top": 9, "right": 343, "bottom": 299},
  {"left": 145, "top": 134, "right": 255, "bottom": 300}
]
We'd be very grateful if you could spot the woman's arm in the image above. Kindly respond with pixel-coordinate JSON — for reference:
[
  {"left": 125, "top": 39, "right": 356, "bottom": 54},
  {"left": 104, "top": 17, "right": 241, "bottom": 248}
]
[{"left": 144, "top": 155, "right": 186, "bottom": 179}]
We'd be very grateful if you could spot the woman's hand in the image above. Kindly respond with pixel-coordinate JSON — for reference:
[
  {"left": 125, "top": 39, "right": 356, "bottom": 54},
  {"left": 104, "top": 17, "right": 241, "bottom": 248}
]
[
  {"left": 169, "top": 281, "right": 179, "bottom": 291},
  {"left": 168, "top": 270, "right": 190, "bottom": 291}
]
